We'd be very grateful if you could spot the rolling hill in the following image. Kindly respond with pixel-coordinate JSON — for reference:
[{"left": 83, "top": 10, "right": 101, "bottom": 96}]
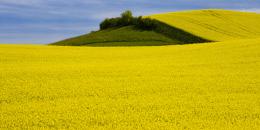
[
  {"left": 51, "top": 23, "right": 209, "bottom": 46},
  {"left": 150, "top": 9, "right": 260, "bottom": 41},
  {"left": 52, "top": 9, "right": 260, "bottom": 46}
]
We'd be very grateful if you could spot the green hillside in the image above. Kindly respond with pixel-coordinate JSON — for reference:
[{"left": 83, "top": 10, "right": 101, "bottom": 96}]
[{"left": 52, "top": 26, "right": 181, "bottom": 46}]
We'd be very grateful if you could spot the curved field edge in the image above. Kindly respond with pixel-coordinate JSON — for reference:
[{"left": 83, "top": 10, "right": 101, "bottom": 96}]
[
  {"left": 1, "top": 38, "right": 260, "bottom": 129},
  {"left": 145, "top": 19, "right": 211, "bottom": 44}
]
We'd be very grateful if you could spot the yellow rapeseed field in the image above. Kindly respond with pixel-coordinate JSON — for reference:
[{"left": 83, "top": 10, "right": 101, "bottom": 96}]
[
  {"left": 0, "top": 38, "right": 259, "bottom": 129},
  {"left": 150, "top": 10, "right": 260, "bottom": 41}
]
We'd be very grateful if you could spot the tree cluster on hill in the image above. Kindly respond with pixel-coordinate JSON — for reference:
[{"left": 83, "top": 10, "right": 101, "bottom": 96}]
[
  {"left": 99, "top": 10, "right": 210, "bottom": 43},
  {"left": 100, "top": 10, "right": 156, "bottom": 30},
  {"left": 100, "top": 10, "right": 134, "bottom": 30}
]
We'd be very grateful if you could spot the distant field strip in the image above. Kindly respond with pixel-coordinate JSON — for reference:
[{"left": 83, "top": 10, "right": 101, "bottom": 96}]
[
  {"left": 0, "top": 38, "right": 259, "bottom": 129},
  {"left": 150, "top": 10, "right": 260, "bottom": 41}
]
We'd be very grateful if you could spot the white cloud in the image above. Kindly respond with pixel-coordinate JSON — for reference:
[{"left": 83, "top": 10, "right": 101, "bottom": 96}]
[{"left": 240, "top": 8, "right": 260, "bottom": 13}]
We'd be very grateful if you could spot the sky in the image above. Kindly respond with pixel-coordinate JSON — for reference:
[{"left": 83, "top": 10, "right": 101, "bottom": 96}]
[{"left": 0, "top": 0, "right": 260, "bottom": 44}]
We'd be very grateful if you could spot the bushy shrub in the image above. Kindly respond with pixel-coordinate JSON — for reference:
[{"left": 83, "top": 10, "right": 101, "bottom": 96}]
[
  {"left": 100, "top": 10, "right": 134, "bottom": 30},
  {"left": 100, "top": 19, "right": 110, "bottom": 30},
  {"left": 120, "top": 10, "right": 134, "bottom": 26},
  {"left": 134, "top": 17, "right": 157, "bottom": 30},
  {"left": 100, "top": 11, "right": 159, "bottom": 30},
  {"left": 100, "top": 18, "right": 121, "bottom": 30}
]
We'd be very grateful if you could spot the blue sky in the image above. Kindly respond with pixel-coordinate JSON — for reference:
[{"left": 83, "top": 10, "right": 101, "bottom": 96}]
[{"left": 0, "top": 0, "right": 260, "bottom": 44}]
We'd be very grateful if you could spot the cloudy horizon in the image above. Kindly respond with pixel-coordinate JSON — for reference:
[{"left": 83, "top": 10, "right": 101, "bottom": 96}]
[{"left": 0, "top": 0, "right": 260, "bottom": 44}]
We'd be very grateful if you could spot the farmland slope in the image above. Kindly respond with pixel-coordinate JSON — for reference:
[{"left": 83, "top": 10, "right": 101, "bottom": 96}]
[{"left": 150, "top": 9, "right": 260, "bottom": 41}]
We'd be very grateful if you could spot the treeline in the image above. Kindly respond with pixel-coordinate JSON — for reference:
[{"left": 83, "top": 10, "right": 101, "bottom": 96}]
[
  {"left": 100, "top": 10, "right": 156, "bottom": 30},
  {"left": 100, "top": 10, "right": 210, "bottom": 43}
]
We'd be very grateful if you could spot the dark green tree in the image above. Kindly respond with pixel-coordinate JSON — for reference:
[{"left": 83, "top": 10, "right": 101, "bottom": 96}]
[{"left": 119, "top": 10, "right": 134, "bottom": 26}]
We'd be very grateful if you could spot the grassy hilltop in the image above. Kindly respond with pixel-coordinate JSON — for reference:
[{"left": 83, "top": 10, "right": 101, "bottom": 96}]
[{"left": 52, "top": 26, "right": 179, "bottom": 46}]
